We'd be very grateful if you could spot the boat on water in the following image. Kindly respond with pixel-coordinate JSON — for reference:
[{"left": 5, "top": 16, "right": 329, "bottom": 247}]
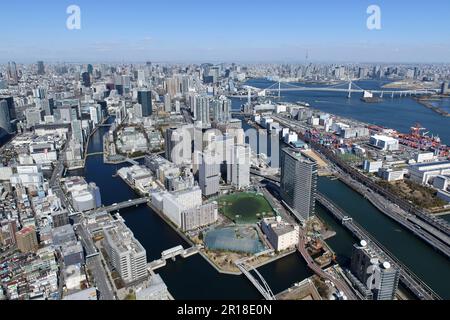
[{"left": 361, "top": 90, "right": 382, "bottom": 103}]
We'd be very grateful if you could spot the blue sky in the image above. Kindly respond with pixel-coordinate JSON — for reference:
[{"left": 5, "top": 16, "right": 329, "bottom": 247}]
[{"left": 1, "top": 0, "right": 450, "bottom": 63}]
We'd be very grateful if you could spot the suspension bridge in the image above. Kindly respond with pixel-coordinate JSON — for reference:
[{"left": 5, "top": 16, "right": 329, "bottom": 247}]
[{"left": 232, "top": 80, "right": 439, "bottom": 99}]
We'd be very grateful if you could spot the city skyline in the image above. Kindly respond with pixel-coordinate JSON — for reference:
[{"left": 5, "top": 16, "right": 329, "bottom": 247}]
[
  {"left": 0, "top": 1, "right": 449, "bottom": 306},
  {"left": 1, "top": 0, "right": 450, "bottom": 63}
]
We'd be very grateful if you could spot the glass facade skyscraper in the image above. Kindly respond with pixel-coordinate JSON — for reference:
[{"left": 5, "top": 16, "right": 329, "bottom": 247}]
[
  {"left": 137, "top": 90, "right": 152, "bottom": 117},
  {"left": 280, "top": 147, "right": 317, "bottom": 222}
]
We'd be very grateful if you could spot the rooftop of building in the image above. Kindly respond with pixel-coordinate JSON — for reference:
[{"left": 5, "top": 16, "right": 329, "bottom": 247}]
[
  {"left": 104, "top": 220, "right": 145, "bottom": 256},
  {"left": 282, "top": 147, "right": 316, "bottom": 164},
  {"left": 410, "top": 160, "right": 450, "bottom": 169}
]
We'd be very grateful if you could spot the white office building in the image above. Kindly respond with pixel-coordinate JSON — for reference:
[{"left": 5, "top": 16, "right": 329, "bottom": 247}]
[
  {"left": 433, "top": 175, "right": 449, "bottom": 191},
  {"left": 261, "top": 217, "right": 299, "bottom": 252},
  {"left": 181, "top": 202, "right": 218, "bottom": 232},
  {"left": 227, "top": 144, "right": 250, "bottom": 189},
  {"left": 103, "top": 219, "right": 147, "bottom": 284},
  {"left": 199, "top": 153, "right": 220, "bottom": 196},
  {"left": 415, "top": 152, "right": 435, "bottom": 164},
  {"left": 369, "top": 135, "right": 399, "bottom": 151},
  {"left": 378, "top": 168, "right": 406, "bottom": 182},
  {"left": 363, "top": 160, "right": 383, "bottom": 173},
  {"left": 161, "top": 187, "right": 203, "bottom": 228},
  {"left": 408, "top": 161, "right": 450, "bottom": 185}
]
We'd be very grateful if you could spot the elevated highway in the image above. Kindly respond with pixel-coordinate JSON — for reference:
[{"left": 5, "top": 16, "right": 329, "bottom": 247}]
[{"left": 316, "top": 192, "right": 441, "bottom": 300}]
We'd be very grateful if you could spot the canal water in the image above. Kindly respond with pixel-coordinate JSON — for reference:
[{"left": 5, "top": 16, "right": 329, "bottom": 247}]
[
  {"left": 77, "top": 120, "right": 312, "bottom": 300},
  {"left": 317, "top": 177, "right": 450, "bottom": 299},
  {"left": 232, "top": 81, "right": 450, "bottom": 299},
  {"left": 76, "top": 78, "right": 450, "bottom": 300}
]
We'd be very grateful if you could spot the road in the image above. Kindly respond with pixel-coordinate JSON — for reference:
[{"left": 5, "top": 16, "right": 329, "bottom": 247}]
[
  {"left": 334, "top": 170, "right": 450, "bottom": 258},
  {"left": 316, "top": 192, "right": 441, "bottom": 300},
  {"left": 298, "top": 231, "right": 358, "bottom": 300},
  {"left": 76, "top": 223, "right": 115, "bottom": 300},
  {"left": 250, "top": 166, "right": 442, "bottom": 300},
  {"left": 271, "top": 114, "right": 450, "bottom": 255}
]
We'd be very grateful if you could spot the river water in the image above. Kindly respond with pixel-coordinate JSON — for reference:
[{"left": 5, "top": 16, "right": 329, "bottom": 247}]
[
  {"left": 244, "top": 79, "right": 450, "bottom": 144},
  {"left": 77, "top": 120, "right": 312, "bottom": 300},
  {"left": 77, "top": 78, "right": 450, "bottom": 299}
]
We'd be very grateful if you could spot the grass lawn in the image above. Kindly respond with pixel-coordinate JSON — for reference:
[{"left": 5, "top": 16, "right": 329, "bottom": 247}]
[{"left": 218, "top": 192, "right": 275, "bottom": 224}]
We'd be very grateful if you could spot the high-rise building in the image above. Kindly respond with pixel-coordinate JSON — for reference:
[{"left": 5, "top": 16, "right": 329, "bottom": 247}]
[
  {"left": 350, "top": 241, "right": 400, "bottom": 300},
  {"left": 211, "top": 96, "right": 231, "bottom": 122},
  {"left": 199, "top": 152, "right": 220, "bottom": 197},
  {"left": 43, "top": 98, "right": 55, "bottom": 116},
  {"left": 16, "top": 227, "right": 39, "bottom": 253},
  {"left": 89, "top": 104, "right": 102, "bottom": 125},
  {"left": 181, "top": 76, "right": 190, "bottom": 94},
  {"left": 89, "top": 182, "right": 102, "bottom": 208},
  {"left": 7, "top": 61, "right": 18, "bottom": 85},
  {"left": 37, "top": 61, "right": 45, "bottom": 75},
  {"left": 195, "top": 95, "right": 210, "bottom": 125},
  {"left": 181, "top": 202, "right": 218, "bottom": 232},
  {"left": 165, "top": 126, "right": 192, "bottom": 164},
  {"left": 0, "top": 100, "right": 11, "bottom": 135},
  {"left": 227, "top": 144, "right": 250, "bottom": 189},
  {"left": 137, "top": 89, "right": 152, "bottom": 117},
  {"left": 71, "top": 119, "right": 84, "bottom": 144},
  {"left": 164, "top": 94, "right": 172, "bottom": 113},
  {"left": 87, "top": 64, "right": 94, "bottom": 75},
  {"left": 280, "top": 148, "right": 317, "bottom": 221},
  {"left": 166, "top": 77, "right": 180, "bottom": 97},
  {"left": 103, "top": 220, "right": 147, "bottom": 284},
  {"left": 133, "top": 103, "right": 143, "bottom": 118},
  {"left": 137, "top": 70, "right": 146, "bottom": 87},
  {"left": 441, "top": 81, "right": 450, "bottom": 95},
  {"left": 33, "top": 88, "right": 46, "bottom": 99},
  {"left": 82, "top": 72, "right": 91, "bottom": 87},
  {"left": 0, "top": 96, "right": 16, "bottom": 121},
  {"left": 55, "top": 105, "right": 78, "bottom": 123}
]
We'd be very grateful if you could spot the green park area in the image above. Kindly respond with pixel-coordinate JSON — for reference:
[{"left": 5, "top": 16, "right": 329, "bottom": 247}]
[{"left": 218, "top": 192, "right": 275, "bottom": 224}]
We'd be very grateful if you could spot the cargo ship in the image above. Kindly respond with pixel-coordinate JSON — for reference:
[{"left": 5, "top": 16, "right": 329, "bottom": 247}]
[{"left": 395, "top": 123, "right": 449, "bottom": 157}]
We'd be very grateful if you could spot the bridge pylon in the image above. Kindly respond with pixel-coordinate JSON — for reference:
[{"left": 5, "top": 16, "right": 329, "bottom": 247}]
[
  {"left": 278, "top": 81, "right": 281, "bottom": 99},
  {"left": 347, "top": 81, "right": 352, "bottom": 99}
]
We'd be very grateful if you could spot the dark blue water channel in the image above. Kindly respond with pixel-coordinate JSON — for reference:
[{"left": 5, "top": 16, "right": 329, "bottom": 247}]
[{"left": 75, "top": 85, "right": 450, "bottom": 299}]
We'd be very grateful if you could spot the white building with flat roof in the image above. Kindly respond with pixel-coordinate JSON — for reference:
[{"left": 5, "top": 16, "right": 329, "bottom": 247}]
[
  {"left": 103, "top": 219, "right": 147, "bottom": 284},
  {"left": 408, "top": 161, "right": 450, "bottom": 185},
  {"left": 261, "top": 217, "right": 299, "bottom": 252},
  {"left": 433, "top": 175, "right": 449, "bottom": 191},
  {"left": 415, "top": 152, "right": 435, "bottom": 164},
  {"left": 363, "top": 160, "right": 383, "bottom": 173},
  {"left": 369, "top": 135, "right": 399, "bottom": 151},
  {"left": 227, "top": 144, "right": 250, "bottom": 189},
  {"left": 378, "top": 168, "right": 406, "bottom": 182},
  {"left": 161, "top": 187, "right": 203, "bottom": 228}
]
